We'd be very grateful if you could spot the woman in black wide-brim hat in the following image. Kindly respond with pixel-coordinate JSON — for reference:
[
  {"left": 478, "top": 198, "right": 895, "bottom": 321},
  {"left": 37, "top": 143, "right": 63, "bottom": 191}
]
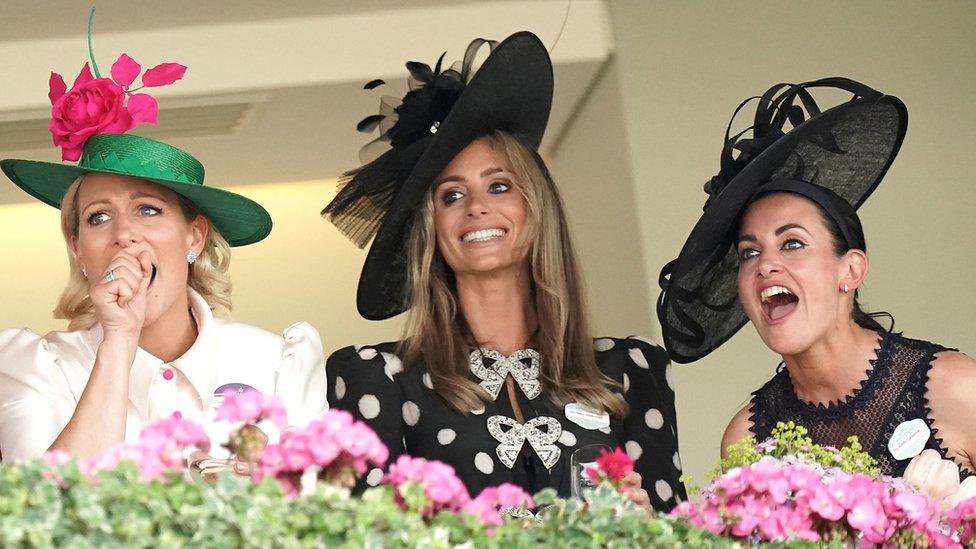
[
  {"left": 321, "top": 32, "right": 685, "bottom": 511},
  {"left": 657, "top": 78, "right": 976, "bottom": 496}
]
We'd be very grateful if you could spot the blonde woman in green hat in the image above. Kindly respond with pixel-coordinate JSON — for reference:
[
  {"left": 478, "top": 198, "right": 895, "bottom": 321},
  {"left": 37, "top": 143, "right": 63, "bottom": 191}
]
[{"left": 0, "top": 17, "right": 325, "bottom": 465}]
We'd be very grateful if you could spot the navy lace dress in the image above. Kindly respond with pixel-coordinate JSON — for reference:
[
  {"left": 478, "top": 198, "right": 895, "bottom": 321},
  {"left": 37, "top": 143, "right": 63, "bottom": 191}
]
[
  {"left": 750, "top": 331, "right": 971, "bottom": 478},
  {"left": 326, "top": 336, "right": 685, "bottom": 512}
]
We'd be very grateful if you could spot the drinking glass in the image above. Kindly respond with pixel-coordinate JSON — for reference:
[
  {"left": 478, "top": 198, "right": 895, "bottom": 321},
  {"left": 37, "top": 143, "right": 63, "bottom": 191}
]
[{"left": 570, "top": 443, "right": 611, "bottom": 499}]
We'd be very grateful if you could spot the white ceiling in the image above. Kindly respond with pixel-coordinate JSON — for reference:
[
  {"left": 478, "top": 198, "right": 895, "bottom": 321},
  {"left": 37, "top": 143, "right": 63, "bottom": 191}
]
[{"left": 0, "top": 0, "right": 612, "bottom": 204}]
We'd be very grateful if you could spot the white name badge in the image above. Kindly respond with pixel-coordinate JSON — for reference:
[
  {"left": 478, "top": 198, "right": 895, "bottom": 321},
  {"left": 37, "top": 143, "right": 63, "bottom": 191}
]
[
  {"left": 888, "top": 418, "right": 931, "bottom": 461},
  {"left": 565, "top": 403, "right": 611, "bottom": 430}
]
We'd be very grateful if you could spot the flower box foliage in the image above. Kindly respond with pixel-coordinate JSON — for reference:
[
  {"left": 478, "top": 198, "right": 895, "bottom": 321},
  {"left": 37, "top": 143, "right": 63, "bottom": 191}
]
[{"left": 1, "top": 392, "right": 974, "bottom": 548}]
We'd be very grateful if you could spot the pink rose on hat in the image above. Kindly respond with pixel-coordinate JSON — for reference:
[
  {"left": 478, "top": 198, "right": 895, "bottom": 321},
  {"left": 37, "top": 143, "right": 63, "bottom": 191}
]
[{"left": 48, "top": 53, "right": 186, "bottom": 161}]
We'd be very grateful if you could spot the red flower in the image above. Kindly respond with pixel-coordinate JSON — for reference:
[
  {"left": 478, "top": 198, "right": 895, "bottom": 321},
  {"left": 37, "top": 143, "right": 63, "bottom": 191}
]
[{"left": 586, "top": 447, "right": 634, "bottom": 485}]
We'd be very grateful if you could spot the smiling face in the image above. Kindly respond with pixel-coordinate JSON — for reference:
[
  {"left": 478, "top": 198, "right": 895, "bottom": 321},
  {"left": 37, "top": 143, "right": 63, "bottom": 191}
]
[
  {"left": 432, "top": 137, "right": 529, "bottom": 277},
  {"left": 69, "top": 173, "right": 208, "bottom": 327},
  {"left": 735, "top": 193, "right": 865, "bottom": 355}
]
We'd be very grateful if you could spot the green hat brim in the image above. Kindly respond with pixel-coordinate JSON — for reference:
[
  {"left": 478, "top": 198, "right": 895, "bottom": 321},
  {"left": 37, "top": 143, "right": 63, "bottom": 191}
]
[{"left": 1, "top": 158, "right": 271, "bottom": 247}]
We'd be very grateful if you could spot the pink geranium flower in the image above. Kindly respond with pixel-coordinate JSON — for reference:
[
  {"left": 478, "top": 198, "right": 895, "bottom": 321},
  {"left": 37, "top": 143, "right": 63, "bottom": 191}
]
[
  {"left": 384, "top": 455, "right": 470, "bottom": 516},
  {"left": 462, "top": 484, "right": 534, "bottom": 526},
  {"left": 215, "top": 390, "right": 288, "bottom": 427},
  {"left": 672, "top": 456, "right": 951, "bottom": 545},
  {"left": 255, "top": 409, "right": 388, "bottom": 497}
]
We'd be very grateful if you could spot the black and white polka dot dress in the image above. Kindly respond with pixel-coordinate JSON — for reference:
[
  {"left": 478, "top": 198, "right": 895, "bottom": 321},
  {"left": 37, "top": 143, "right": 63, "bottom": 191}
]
[{"left": 325, "top": 336, "right": 685, "bottom": 512}]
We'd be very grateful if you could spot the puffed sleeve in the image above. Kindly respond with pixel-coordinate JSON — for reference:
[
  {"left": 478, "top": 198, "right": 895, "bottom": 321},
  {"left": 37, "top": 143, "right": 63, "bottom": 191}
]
[
  {"left": 326, "top": 344, "right": 406, "bottom": 488},
  {"left": 620, "top": 336, "right": 687, "bottom": 511},
  {"left": 275, "top": 322, "right": 327, "bottom": 427},
  {"left": 0, "top": 329, "right": 77, "bottom": 462}
]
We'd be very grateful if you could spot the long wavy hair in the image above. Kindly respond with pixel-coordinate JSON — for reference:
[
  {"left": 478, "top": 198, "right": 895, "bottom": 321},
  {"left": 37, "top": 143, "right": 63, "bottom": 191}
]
[
  {"left": 55, "top": 176, "right": 234, "bottom": 330},
  {"left": 399, "top": 130, "right": 627, "bottom": 416}
]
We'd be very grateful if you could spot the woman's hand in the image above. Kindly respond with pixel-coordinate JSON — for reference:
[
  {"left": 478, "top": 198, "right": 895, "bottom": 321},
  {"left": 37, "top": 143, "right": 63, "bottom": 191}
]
[
  {"left": 90, "top": 249, "right": 153, "bottom": 339},
  {"left": 619, "top": 471, "right": 652, "bottom": 511},
  {"left": 903, "top": 449, "right": 961, "bottom": 505}
]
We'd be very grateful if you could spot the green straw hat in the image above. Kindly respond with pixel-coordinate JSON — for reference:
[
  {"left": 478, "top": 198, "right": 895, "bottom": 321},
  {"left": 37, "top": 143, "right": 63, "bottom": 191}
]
[
  {"left": 1, "top": 8, "right": 271, "bottom": 246},
  {"left": 2, "top": 133, "right": 272, "bottom": 246}
]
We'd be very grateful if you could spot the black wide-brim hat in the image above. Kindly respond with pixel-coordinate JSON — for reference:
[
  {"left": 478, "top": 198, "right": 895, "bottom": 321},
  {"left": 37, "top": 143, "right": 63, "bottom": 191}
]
[
  {"left": 323, "top": 32, "right": 553, "bottom": 320},
  {"left": 657, "top": 77, "right": 907, "bottom": 363}
]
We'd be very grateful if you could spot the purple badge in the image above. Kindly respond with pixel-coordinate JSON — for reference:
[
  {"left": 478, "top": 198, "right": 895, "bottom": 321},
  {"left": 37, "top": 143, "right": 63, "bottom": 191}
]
[{"left": 213, "top": 383, "right": 257, "bottom": 407}]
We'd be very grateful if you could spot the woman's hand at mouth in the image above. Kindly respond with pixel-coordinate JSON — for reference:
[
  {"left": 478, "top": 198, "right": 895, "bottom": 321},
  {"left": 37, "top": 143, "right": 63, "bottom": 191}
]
[{"left": 90, "top": 249, "right": 153, "bottom": 339}]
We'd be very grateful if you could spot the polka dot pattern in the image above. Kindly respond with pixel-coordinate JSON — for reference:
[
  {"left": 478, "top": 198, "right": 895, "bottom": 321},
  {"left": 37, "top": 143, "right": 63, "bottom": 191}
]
[
  {"left": 558, "top": 430, "right": 577, "bottom": 447},
  {"left": 645, "top": 408, "right": 664, "bottom": 429},
  {"left": 359, "top": 395, "right": 380, "bottom": 419},
  {"left": 366, "top": 468, "right": 384, "bottom": 486},
  {"left": 402, "top": 401, "right": 420, "bottom": 426},
  {"left": 329, "top": 338, "right": 685, "bottom": 508},
  {"left": 628, "top": 348, "right": 649, "bottom": 369},
  {"left": 382, "top": 352, "right": 403, "bottom": 380},
  {"left": 625, "top": 440, "right": 643, "bottom": 460},
  {"left": 655, "top": 479, "right": 673, "bottom": 501},
  {"left": 437, "top": 429, "right": 456, "bottom": 445},
  {"left": 594, "top": 338, "right": 615, "bottom": 352},
  {"left": 358, "top": 347, "right": 378, "bottom": 360},
  {"left": 475, "top": 452, "right": 494, "bottom": 474}
]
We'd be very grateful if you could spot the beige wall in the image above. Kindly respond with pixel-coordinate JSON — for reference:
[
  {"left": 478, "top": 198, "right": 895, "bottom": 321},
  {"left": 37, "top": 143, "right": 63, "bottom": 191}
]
[
  {"left": 549, "top": 59, "right": 655, "bottom": 338},
  {"left": 608, "top": 0, "right": 976, "bottom": 486}
]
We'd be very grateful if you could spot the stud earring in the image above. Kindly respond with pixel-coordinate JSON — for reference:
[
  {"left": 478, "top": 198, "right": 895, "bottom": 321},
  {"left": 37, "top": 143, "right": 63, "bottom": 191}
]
[
  {"left": 842, "top": 283, "right": 849, "bottom": 293},
  {"left": 186, "top": 250, "right": 198, "bottom": 265},
  {"left": 81, "top": 266, "right": 87, "bottom": 278}
]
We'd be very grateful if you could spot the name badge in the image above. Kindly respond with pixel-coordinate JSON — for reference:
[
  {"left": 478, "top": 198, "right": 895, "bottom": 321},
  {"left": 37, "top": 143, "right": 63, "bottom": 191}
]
[
  {"left": 888, "top": 418, "right": 930, "bottom": 461},
  {"left": 213, "top": 383, "right": 257, "bottom": 407},
  {"left": 564, "top": 403, "right": 610, "bottom": 430}
]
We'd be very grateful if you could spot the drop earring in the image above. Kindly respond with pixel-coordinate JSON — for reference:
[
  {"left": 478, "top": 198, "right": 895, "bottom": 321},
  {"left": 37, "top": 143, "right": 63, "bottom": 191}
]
[
  {"left": 186, "top": 250, "right": 198, "bottom": 264},
  {"left": 81, "top": 266, "right": 87, "bottom": 278}
]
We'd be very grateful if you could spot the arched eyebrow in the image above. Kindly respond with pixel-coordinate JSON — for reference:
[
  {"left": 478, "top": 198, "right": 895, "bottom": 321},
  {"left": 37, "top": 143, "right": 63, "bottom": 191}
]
[
  {"left": 737, "top": 223, "right": 810, "bottom": 244},
  {"left": 435, "top": 167, "right": 507, "bottom": 186}
]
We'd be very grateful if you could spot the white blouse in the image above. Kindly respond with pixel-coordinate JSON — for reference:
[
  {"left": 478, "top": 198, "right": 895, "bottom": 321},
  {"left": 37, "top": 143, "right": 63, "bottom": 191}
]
[{"left": 0, "top": 289, "right": 327, "bottom": 462}]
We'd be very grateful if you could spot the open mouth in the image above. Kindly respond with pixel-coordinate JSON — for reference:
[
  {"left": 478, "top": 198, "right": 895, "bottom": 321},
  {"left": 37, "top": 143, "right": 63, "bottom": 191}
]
[
  {"left": 460, "top": 228, "right": 507, "bottom": 243},
  {"left": 760, "top": 285, "right": 798, "bottom": 322}
]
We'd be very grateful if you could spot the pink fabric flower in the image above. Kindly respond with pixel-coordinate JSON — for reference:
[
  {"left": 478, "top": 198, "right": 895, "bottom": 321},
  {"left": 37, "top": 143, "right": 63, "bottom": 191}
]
[
  {"left": 47, "top": 53, "right": 186, "bottom": 161},
  {"left": 49, "top": 64, "right": 133, "bottom": 161}
]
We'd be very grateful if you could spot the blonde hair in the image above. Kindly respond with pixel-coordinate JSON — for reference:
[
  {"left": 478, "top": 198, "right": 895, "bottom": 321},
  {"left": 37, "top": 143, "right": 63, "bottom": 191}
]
[
  {"left": 55, "top": 176, "right": 234, "bottom": 330},
  {"left": 400, "top": 130, "right": 627, "bottom": 417}
]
